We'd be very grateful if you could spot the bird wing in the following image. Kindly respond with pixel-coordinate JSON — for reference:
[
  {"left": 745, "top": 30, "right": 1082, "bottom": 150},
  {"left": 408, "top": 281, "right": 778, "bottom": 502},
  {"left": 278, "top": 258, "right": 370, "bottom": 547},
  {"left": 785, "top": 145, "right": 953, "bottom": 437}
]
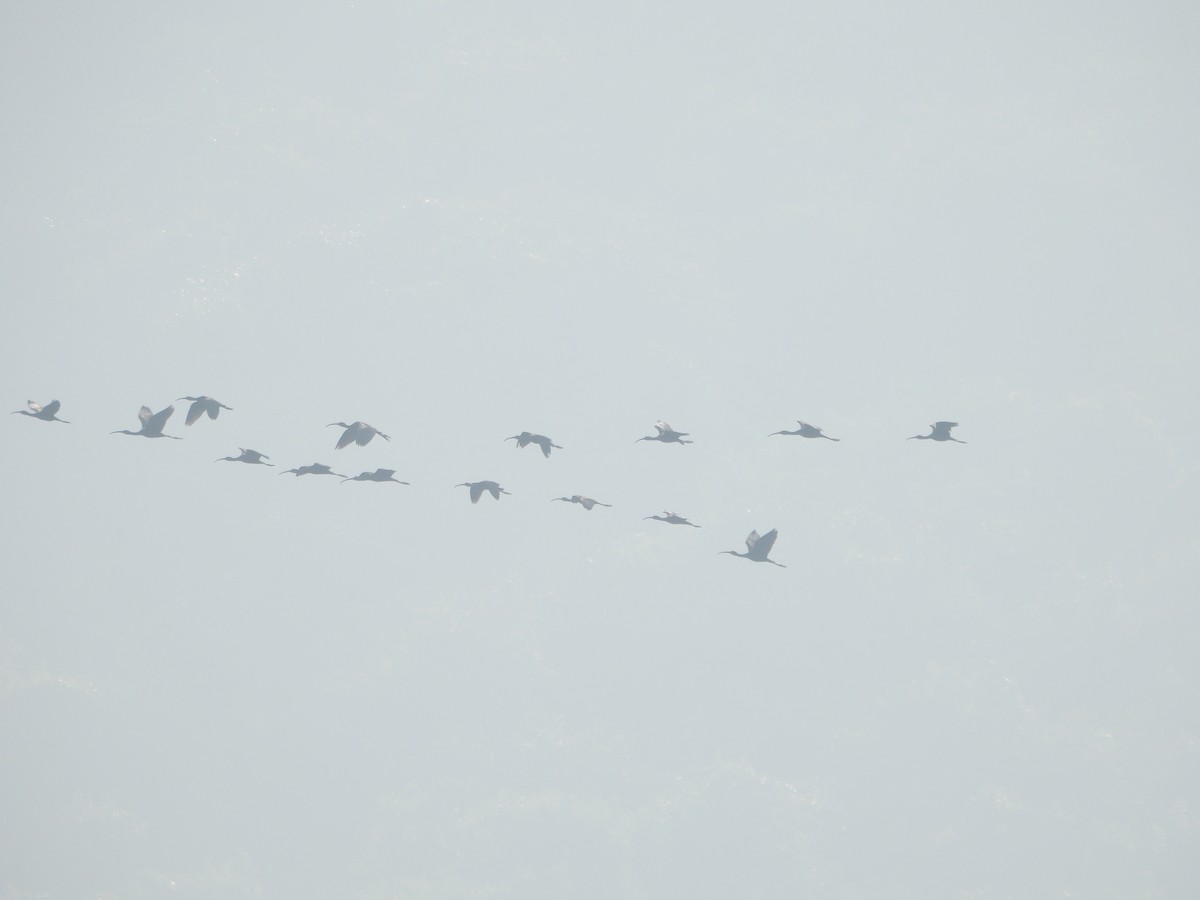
[
  {"left": 745, "top": 530, "right": 762, "bottom": 552},
  {"left": 655, "top": 421, "right": 671, "bottom": 434},
  {"left": 204, "top": 398, "right": 222, "bottom": 419},
  {"left": 469, "top": 483, "right": 484, "bottom": 503},
  {"left": 485, "top": 483, "right": 501, "bottom": 499},
  {"left": 377, "top": 469, "right": 395, "bottom": 478},
  {"left": 537, "top": 437, "right": 553, "bottom": 457},
  {"left": 43, "top": 400, "right": 61, "bottom": 416},
  {"left": 184, "top": 399, "right": 206, "bottom": 425},
  {"left": 147, "top": 406, "right": 174, "bottom": 431},
  {"left": 354, "top": 424, "right": 374, "bottom": 446},
  {"left": 138, "top": 405, "right": 154, "bottom": 425},
  {"left": 579, "top": 498, "right": 595, "bottom": 509},
  {"left": 756, "top": 529, "right": 780, "bottom": 556},
  {"left": 335, "top": 427, "right": 355, "bottom": 449}
]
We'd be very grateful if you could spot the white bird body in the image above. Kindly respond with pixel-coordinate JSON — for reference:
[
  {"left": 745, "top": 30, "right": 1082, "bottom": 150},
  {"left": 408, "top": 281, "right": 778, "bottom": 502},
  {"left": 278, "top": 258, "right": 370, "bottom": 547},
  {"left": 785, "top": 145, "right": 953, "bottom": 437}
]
[
  {"left": 13, "top": 400, "right": 69, "bottom": 423},
  {"left": 769, "top": 420, "right": 839, "bottom": 440},
  {"left": 328, "top": 421, "right": 390, "bottom": 449},
  {"left": 636, "top": 421, "right": 693, "bottom": 445},
  {"left": 553, "top": 495, "right": 611, "bottom": 510},
  {"left": 644, "top": 511, "right": 700, "bottom": 527},
  {"left": 720, "top": 529, "right": 786, "bottom": 567},
  {"left": 177, "top": 396, "right": 233, "bottom": 426},
  {"left": 217, "top": 448, "right": 273, "bottom": 465},
  {"left": 112, "top": 404, "right": 181, "bottom": 439},
  {"left": 909, "top": 421, "right": 966, "bottom": 443},
  {"left": 457, "top": 481, "right": 510, "bottom": 503},
  {"left": 343, "top": 468, "right": 409, "bottom": 484},
  {"left": 508, "top": 431, "right": 562, "bottom": 457}
]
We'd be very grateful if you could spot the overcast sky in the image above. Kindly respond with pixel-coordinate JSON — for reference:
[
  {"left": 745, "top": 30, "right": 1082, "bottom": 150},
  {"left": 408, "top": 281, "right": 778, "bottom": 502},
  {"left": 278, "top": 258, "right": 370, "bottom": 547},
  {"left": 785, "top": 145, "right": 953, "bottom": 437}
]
[{"left": 2, "top": 2, "right": 1198, "bottom": 898}]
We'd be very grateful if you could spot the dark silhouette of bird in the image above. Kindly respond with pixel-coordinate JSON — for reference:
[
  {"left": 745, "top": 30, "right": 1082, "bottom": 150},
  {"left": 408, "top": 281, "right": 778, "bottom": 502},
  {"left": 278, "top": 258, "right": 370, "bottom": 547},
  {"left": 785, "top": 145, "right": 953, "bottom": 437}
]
[
  {"left": 343, "top": 468, "right": 410, "bottom": 484},
  {"left": 279, "top": 463, "right": 345, "bottom": 477},
  {"left": 644, "top": 511, "right": 701, "bottom": 527},
  {"left": 720, "top": 529, "right": 786, "bottom": 567},
  {"left": 553, "top": 495, "right": 611, "bottom": 510},
  {"left": 769, "top": 420, "right": 839, "bottom": 440},
  {"left": 217, "top": 448, "right": 273, "bottom": 465},
  {"left": 909, "top": 421, "right": 966, "bottom": 443},
  {"left": 636, "top": 421, "right": 693, "bottom": 445},
  {"left": 327, "top": 421, "right": 390, "bottom": 449},
  {"left": 12, "top": 400, "right": 69, "bottom": 423},
  {"left": 177, "top": 395, "right": 233, "bottom": 426},
  {"left": 507, "top": 431, "right": 563, "bottom": 457},
  {"left": 456, "top": 481, "right": 510, "bottom": 503},
  {"left": 111, "top": 405, "right": 181, "bottom": 439}
]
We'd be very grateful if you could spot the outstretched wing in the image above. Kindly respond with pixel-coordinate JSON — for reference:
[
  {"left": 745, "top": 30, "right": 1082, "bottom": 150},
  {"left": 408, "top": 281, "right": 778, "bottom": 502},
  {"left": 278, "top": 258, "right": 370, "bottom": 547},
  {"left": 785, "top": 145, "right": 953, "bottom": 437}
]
[
  {"left": 335, "top": 426, "right": 356, "bottom": 449},
  {"left": 185, "top": 398, "right": 206, "bottom": 425},
  {"left": 138, "top": 405, "right": 154, "bottom": 425},
  {"left": 755, "top": 529, "right": 779, "bottom": 557},
  {"left": 469, "top": 483, "right": 484, "bottom": 503},
  {"left": 745, "top": 530, "right": 762, "bottom": 552},
  {"left": 148, "top": 405, "right": 175, "bottom": 431},
  {"left": 42, "top": 400, "right": 61, "bottom": 416}
]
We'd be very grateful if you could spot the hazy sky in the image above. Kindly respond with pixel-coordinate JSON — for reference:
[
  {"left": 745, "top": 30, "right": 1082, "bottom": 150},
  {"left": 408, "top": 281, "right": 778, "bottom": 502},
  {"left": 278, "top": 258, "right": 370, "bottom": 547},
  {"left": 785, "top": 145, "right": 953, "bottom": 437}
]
[{"left": 2, "top": 2, "right": 1197, "bottom": 898}]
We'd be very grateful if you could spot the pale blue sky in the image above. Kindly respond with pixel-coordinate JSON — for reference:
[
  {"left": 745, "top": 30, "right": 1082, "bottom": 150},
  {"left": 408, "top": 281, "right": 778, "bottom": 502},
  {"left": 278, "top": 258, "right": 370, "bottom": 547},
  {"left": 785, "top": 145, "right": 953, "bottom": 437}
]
[{"left": 2, "top": 2, "right": 1197, "bottom": 897}]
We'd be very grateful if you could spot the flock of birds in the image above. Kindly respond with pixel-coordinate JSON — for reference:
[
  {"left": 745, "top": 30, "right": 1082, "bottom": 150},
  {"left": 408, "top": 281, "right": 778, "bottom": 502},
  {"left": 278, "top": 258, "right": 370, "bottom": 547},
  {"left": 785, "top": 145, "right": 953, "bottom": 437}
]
[{"left": 14, "top": 397, "right": 968, "bottom": 569}]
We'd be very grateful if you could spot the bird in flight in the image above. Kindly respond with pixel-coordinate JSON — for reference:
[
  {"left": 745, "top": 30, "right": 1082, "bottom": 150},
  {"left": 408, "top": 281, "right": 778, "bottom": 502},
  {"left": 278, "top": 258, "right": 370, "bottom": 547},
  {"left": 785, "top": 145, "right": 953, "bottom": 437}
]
[
  {"left": 769, "top": 420, "right": 839, "bottom": 440},
  {"left": 12, "top": 400, "right": 69, "bottom": 423},
  {"left": 507, "top": 432, "right": 563, "bottom": 457},
  {"left": 720, "top": 529, "right": 786, "bottom": 567},
  {"left": 553, "top": 495, "right": 611, "bottom": 510},
  {"left": 328, "top": 421, "right": 390, "bottom": 449},
  {"left": 217, "top": 448, "right": 273, "bottom": 465},
  {"left": 280, "top": 463, "right": 346, "bottom": 477},
  {"left": 177, "top": 396, "right": 233, "bottom": 426},
  {"left": 909, "top": 421, "right": 966, "bottom": 443},
  {"left": 343, "top": 468, "right": 410, "bottom": 484},
  {"left": 636, "top": 421, "right": 693, "bottom": 445},
  {"left": 456, "top": 481, "right": 511, "bottom": 503},
  {"left": 644, "top": 511, "right": 700, "bottom": 527},
  {"left": 111, "top": 405, "right": 181, "bottom": 439}
]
